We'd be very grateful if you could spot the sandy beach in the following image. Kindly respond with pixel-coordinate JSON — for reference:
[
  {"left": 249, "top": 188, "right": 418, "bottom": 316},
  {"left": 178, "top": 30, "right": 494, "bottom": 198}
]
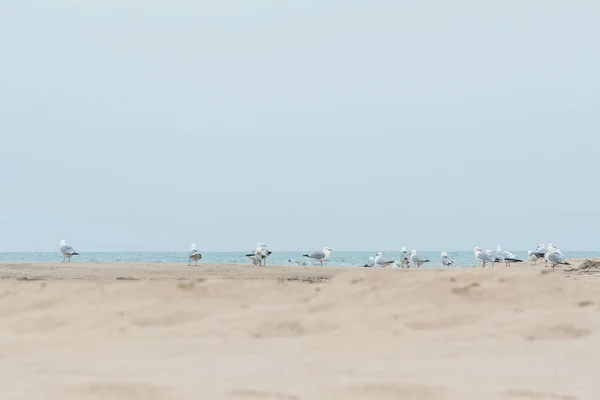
[{"left": 1, "top": 260, "right": 600, "bottom": 399}]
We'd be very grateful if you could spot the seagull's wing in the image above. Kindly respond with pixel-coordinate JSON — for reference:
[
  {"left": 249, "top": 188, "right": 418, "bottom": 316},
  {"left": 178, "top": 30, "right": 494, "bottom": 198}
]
[
  {"left": 308, "top": 251, "right": 326, "bottom": 260},
  {"left": 60, "top": 245, "right": 76, "bottom": 255},
  {"left": 477, "top": 253, "right": 492, "bottom": 261},
  {"left": 442, "top": 256, "right": 454, "bottom": 265},
  {"left": 548, "top": 252, "right": 566, "bottom": 264},
  {"left": 413, "top": 255, "right": 430, "bottom": 262}
]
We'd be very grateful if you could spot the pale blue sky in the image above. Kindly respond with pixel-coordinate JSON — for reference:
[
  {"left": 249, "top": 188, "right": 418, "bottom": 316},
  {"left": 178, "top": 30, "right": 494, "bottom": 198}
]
[{"left": 0, "top": 1, "right": 598, "bottom": 252}]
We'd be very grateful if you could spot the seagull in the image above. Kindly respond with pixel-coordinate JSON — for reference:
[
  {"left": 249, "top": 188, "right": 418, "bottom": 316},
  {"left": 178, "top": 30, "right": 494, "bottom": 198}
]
[
  {"left": 59, "top": 240, "right": 79, "bottom": 262},
  {"left": 492, "top": 246, "right": 506, "bottom": 265},
  {"left": 188, "top": 244, "right": 202, "bottom": 266},
  {"left": 441, "top": 252, "right": 455, "bottom": 267},
  {"left": 255, "top": 242, "right": 272, "bottom": 266},
  {"left": 527, "top": 250, "right": 540, "bottom": 266},
  {"left": 400, "top": 247, "right": 410, "bottom": 268},
  {"left": 363, "top": 256, "right": 375, "bottom": 268},
  {"left": 494, "top": 245, "right": 505, "bottom": 261},
  {"left": 485, "top": 250, "right": 502, "bottom": 267},
  {"left": 374, "top": 252, "right": 395, "bottom": 267},
  {"left": 546, "top": 243, "right": 571, "bottom": 269},
  {"left": 246, "top": 243, "right": 272, "bottom": 266},
  {"left": 501, "top": 249, "right": 523, "bottom": 267},
  {"left": 533, "top": 244, "right": 548, "bottom": 266},
  {"left": 534, "top": 244, "right": 547, "bottom": 257},
  {"left": 474, "top": 247, "right": 496, "bottom": 268},
  {"left": 410, "top": 250, "right": 430, "bottom": 268},
  {"left": 303, "top": 247, "right": 332, "bottom": 266}
]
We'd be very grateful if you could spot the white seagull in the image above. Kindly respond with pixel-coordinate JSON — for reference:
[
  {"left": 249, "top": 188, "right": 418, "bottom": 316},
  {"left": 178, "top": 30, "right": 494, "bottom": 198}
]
[
  {"left": 59, "top": 240, "right": 79, "bottom": 262},
  {"left": 533, "top": 244, "right": 548, "bottom": 266},
  {"left": 527, "top": 250, "right": 540, "bottom": 266},
  {"left": 410, "top": 250, "right": 430, "bottom": 268},
  {"left": 246, "top": 242, "right": 272, "bottom": 266},
  {"left": 485, "top": 250, "right": 502, "bottom": 267},
  {"left": 188, "top": 244, "right": 202, "bottom": 266},
  {"left": 363, "top": 256, "right": 375, "bottom": 268},
  {"left": 501, "top": 248, "right": 523, "bottom": 267},
  {"left": 474, "top": 247, "right": 496, "bottom": 268},
  {"left": 303, "top": 247, "right": 332, "bottom": 266},
  {"left": 374, "top": 252, "right": 395, "bottom": 267},
  {"left": 441, "top": 252, "right": 455, "bottom": 267},
  {"left": 400, "top": 247, "right": 410, "bottom": 268},
  {"left": 546, "top": 243, "right": 571, "bottom": 269}
]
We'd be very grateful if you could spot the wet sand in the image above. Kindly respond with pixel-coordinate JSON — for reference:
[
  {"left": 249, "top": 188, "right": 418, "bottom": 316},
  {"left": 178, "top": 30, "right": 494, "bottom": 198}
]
[{"left": 1, "top": 260, "right": 599, "bottom": 399}]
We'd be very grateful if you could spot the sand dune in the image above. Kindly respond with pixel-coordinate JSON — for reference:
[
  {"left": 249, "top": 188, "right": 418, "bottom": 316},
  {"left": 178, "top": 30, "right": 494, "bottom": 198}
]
[{"left": 1, "top": 262, "right": 600, "bottom": 399}]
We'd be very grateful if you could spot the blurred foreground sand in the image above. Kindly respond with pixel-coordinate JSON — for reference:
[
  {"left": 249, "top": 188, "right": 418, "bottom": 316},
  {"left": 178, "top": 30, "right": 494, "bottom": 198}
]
[{"left": 1, "top": 260, "right": 599, "bottom": 399}]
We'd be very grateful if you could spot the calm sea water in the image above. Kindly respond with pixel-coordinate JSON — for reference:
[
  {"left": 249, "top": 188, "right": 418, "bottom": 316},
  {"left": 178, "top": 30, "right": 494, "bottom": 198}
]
[{"left": 1, "top": 251, "right": 599, "bottom": 267}]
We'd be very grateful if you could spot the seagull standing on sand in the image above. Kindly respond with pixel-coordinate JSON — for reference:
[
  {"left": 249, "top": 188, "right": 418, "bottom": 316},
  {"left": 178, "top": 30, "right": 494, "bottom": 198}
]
[
  {"left": 303, "top": 247, "right": 332, "bottom": 266},
  {"left": 374, "top": 252, "right": 395, "bottom": 267},
  {"left": 492, "top": 246, "right": 505, "bottom": 265},
  {"left": 246, "top": 242, "right": 272, "bottom": 266},
  {"left": 441, "top": 252, "right": 455, "bottom": 267},
  {"left": 59, "top": 240, "right": 79, "bottom": 262},
  {"left": 188, "top": 244, "right": 202, "bottom": 266},
  {"left": 410, "top": 250, "right": 430, "bottom": 268},
  {"left": 400, "top": 247, "right": 410, "bottom": 268},
  {"left": 485, "top": 250, "right": 501, "bottom": 267},
  {"left": 527, "top": 250, "right": 540, "bottom": 266},
  {"left": 533, "top": 244, "right": 548, "bottom": 267},
  {"left": 546, "top": 243, "right": 571, "bottom": 269},
  {"left": 474, "top": 247, "right": 495, "bottom": 268},
  {"left": 501, "top": 249, "right": 523, "bottom": 267},
  {"left": 363, "top": 256, "right": 375, "bottom": 268}
]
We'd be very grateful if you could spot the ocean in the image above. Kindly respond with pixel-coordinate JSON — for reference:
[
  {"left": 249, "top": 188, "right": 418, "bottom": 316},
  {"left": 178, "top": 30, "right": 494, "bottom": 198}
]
[{"left": 1, "top": 250, "right": 599, "bottom": 267}]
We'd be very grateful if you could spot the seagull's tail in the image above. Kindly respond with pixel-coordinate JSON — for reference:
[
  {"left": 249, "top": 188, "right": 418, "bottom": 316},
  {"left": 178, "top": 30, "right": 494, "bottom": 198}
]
[
  {"left": 506, "top": 258, "right": 523, "bottom": 263},
  {"left": 302, "top": 254, "right": 310, "bottom": 258},
  {"left": 562, "top": 261, "right": 571, "bottom": 266},
  {"left": 73, "top": 252, "right": 79, "bottom": 256},
  {"left": 245, "top": 253, "right": 254, "bottom": 257}
]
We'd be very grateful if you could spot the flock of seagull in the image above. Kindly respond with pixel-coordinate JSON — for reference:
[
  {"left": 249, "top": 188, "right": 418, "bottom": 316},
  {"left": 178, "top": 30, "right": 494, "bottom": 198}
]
[
  {"left": 57, "top": 239, "right": 572, "bottom": 269},
  {"left": 472, "top": 243, "right": 571, "bottom": 269},
  {"left": 242, "top": 242, "right": 571, "bottom": 269}
]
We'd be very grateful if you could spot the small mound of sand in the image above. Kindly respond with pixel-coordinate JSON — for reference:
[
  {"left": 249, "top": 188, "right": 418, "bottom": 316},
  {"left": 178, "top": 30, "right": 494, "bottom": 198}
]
[{"left": 577, "top": 259, "right": 600, "bottom": 271}]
